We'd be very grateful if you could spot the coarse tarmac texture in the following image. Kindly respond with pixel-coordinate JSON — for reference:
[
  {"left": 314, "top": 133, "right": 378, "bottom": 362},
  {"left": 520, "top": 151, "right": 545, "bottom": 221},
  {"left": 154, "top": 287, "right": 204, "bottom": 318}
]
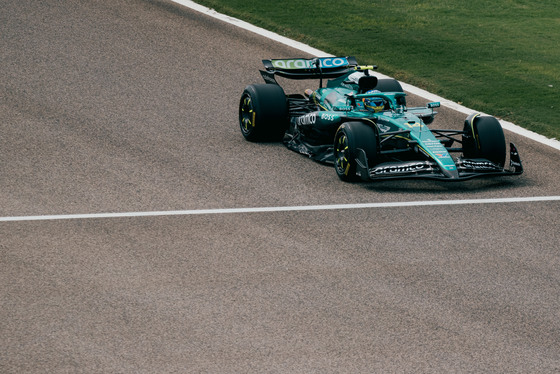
[{"left": 1, "top": 0, "right": 559, "bottom": 372}]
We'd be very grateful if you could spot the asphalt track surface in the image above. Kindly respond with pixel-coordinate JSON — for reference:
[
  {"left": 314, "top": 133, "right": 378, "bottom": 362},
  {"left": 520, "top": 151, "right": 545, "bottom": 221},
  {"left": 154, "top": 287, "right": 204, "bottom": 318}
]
[{"left": 1, "top": 0, "right": 559, "bottom": 372}]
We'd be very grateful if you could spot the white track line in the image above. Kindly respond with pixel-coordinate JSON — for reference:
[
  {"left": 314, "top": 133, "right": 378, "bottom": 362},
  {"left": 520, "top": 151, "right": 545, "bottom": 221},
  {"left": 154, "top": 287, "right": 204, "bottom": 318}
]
[
  {"left": 171, "top": 0, "right": 560, "bottom": 151},
  {"left": 4, "top": 2, "right": 558, "bottom": 224},
  {"left": 1, "top": 196, "right": 560, "bottom": 222}
]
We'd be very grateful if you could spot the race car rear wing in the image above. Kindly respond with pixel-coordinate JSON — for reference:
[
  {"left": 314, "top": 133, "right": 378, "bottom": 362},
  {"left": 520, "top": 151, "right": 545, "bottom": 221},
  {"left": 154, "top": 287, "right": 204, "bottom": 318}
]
[{"left": 260, "top": 56, "right": 359, "bottom": 84}]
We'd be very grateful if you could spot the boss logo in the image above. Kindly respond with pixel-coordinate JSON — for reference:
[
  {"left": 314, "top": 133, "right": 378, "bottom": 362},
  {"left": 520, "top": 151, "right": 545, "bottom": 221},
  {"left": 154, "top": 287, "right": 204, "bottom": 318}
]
[{"left": 321, "top": 113, "right": 337, "bottom": 121}]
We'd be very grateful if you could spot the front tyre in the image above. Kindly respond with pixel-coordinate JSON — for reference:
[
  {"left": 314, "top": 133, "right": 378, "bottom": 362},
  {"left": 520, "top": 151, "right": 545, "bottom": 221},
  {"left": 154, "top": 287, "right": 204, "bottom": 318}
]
[
  {"left": 239, "top": 84, "right": 288, "bottom": 142},
  {"left": 463, "top": 114, "right": 506, "bottom": 167},
  {"left": 334, "top": 122, "right": 378, "bottom": 182}
]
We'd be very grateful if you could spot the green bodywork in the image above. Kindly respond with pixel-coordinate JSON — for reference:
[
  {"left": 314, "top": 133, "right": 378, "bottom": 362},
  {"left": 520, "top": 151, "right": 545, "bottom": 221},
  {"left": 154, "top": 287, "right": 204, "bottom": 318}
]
[
  {"left": 254, "top": 56, "right": 523, "bottom": 180},
  {"left": 309, "top": 82, "right": 461, "bottom": 178}
]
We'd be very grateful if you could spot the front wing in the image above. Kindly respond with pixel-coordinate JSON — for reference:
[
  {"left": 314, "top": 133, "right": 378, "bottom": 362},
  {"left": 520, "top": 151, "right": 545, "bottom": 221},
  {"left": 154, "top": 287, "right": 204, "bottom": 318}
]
[{"left": 355, "top": 143, "right": 523, "bottom": 181}]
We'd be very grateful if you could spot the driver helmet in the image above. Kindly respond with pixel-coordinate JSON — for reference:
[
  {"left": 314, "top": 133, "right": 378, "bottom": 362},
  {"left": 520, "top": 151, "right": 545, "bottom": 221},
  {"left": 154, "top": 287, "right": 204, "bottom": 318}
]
[{"left": 363, "top": 90, "right": 384, "bottom": 112}]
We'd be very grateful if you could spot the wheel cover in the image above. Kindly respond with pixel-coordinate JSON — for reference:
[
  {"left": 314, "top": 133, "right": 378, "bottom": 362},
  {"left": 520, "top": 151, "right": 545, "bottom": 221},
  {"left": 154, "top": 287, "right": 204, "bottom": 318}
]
[
  {"left": 240, "top": 95, "right": 255, "bottom": 135},
  {"left": 335, "top": 133, "right": 351, "bottom": 176}
]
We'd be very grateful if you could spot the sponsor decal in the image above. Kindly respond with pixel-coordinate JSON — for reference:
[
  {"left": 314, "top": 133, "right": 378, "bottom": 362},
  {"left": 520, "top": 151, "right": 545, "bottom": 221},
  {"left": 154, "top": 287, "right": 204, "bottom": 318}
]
[
  {"left": 320, "top": 113, "right": 337, "bottom": 121},
  {"left": 460, "top": 160, "right": 498, "bottom": 170},
  {"left": 333, "top": 106, "right": 352, "bottom": 111},
  {"left": 296, "top": 113, "right": 316, "bottom": 126},
  {"left": 371, "top": 162, "right": 432, "bottom": 175},
  {"left": 428, "top": 102, "right": 441, "bottom": 108},
  {"left": 272, "top": 59, "right": 309, "bottom": 69},
  {"left": 271, "top": 57, "right": 349, "bottom": 70},
  {"left": 321, "top": 57, "right": 348, "bottom": 67},
  {"left": 421, "top": 140, "right": 448, "bottom": 158}
]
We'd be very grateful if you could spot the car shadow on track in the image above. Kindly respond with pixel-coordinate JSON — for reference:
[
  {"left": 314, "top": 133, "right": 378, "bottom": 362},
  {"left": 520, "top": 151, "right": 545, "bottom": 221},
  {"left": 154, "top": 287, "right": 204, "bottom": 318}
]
[
  {"left": 357, "top": 177, "right": 531, "bottom": 195},
  {"left": 312, "top": 160, "right": 533, "bottom": 194}
]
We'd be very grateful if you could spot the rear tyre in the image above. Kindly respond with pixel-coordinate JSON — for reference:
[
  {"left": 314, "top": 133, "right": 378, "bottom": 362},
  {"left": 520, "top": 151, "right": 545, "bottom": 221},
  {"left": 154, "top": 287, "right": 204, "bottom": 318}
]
[
  {"left": 333, "top": 122, "right": 378, "bottom": 182},
  {"left": 239, "top": 84, "right": 288, "bottom": 142},
  {"left": 375, "top": 79, "right": 406, "bottom": 106},
  {"left": 462, "top": 114, "right": 506, "bottom": 166},
  {"left": 375, "top": 79, "right": 404, "bottom": 93}
]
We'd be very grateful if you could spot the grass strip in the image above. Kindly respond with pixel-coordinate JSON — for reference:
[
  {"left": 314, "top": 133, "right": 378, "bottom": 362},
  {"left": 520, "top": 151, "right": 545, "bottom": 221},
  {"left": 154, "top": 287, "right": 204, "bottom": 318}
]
[{"left": 194, "top": 0, "right": 560, "bottom": 140}]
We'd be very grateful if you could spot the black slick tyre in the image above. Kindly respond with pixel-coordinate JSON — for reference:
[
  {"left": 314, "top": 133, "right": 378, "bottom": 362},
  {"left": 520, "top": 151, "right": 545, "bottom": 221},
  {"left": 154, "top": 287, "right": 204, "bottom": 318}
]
[
  {"left": 375, "top": 78, "right": 404, "bottom": 93},
  {"left": 463, "top": 114, "right": 506, "bottom": 167},
  {"left": 375, "top": 79, "right": 406, "bottom": 106},
  {"left": 333, "top": 122, "right": 378, "bottom": 182},
  {"left": 239, "top": 84, "right": 288, "bottom": 142}
]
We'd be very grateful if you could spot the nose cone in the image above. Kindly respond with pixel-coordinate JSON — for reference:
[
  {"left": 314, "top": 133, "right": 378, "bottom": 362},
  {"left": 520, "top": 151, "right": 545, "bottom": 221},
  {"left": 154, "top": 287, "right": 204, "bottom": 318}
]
[{"left": 441, "top": 166, "right": 460, "bottom": 179}]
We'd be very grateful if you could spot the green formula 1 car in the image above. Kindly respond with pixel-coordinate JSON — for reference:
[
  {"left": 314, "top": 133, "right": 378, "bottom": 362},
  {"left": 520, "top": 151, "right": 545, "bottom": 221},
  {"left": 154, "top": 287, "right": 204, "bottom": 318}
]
[{"left": 239, "top": 56, "right": 523, "bottom": 181}]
